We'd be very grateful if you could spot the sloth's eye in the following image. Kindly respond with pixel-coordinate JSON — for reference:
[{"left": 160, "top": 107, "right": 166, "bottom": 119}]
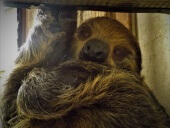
[
  {"left": 77, "top": 26, "right": 92, "bottom": 40},
  {"left": 113, "top": 46, "right": 131, "bottom": 61}
]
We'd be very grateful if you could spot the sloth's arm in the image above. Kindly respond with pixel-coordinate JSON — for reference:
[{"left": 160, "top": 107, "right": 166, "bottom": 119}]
[
  {"left": 15, "top": 61, "right": 169, "bottom": 128},
  {"left": 16, "top": 61, "right": 141, "bottom": 119},
  {"left": 16, "top": 9, "right": 77, "bottom": 67}
]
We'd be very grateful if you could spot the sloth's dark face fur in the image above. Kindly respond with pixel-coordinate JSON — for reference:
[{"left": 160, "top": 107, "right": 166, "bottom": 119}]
[
  {"left": 71, "top": 17, "right": 141, "bottom": 73},
  {"left": 0, "top": 11, "right": 169, "bottom": 128}
]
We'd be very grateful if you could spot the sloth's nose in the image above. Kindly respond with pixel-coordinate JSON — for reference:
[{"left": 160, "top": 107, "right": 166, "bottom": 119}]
[{"left": 80, "top": 39, "right": 109, "bottom": 63}]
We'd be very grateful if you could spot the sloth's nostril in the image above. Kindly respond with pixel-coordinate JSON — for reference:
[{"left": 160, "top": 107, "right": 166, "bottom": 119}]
[{"left": 96, "top": 52, "right": 104, "bottom": 58}]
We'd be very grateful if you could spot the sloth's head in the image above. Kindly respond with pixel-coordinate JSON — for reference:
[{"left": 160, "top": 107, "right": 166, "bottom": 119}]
[{"left": 71, "top": 17, "right": 141, "bottom": 73}]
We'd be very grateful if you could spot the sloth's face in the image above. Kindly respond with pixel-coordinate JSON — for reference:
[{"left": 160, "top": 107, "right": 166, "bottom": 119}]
[{"left": 71, "top": 17, "right": 141, "bottom": 73}]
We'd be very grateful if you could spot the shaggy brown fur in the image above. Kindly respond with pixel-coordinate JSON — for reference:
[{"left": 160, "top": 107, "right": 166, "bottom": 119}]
[
  {"left": 4, "top": 61, "right": 170, "bottom": 128},
  {"left": 0, "top": 9, "right": 169, "bottom": 128}
]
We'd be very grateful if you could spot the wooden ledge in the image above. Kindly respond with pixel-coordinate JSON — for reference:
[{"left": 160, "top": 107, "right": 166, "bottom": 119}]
[{"left": 3, "top": 0, "right": 170, "bottom": 13}]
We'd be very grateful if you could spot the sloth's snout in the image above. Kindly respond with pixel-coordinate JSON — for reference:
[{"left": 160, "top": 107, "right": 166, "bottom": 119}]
[{"left": 80, "top": 39, "right": 109, "bottom": 63}]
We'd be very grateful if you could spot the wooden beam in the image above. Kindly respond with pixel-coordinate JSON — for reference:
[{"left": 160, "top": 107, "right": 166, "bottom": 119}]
[{"left": 3, "top": 0, "right": 170, "bottom": 13}]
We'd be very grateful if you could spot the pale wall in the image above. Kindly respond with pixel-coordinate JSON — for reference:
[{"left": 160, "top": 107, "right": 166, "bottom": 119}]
[
  {"left": 137, "top": 13, "right": 170, "bottom": 114},
  {"left": 0, "top": 5, "right": 18, "bottom": 91}
]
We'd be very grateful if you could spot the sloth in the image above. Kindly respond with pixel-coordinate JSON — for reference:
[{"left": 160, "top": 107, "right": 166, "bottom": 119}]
[{"left": 0, "top": 9, "right": 169, "bottom": 128}]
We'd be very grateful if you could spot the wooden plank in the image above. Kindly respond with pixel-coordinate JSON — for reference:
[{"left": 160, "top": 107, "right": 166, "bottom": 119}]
[
  {"left": 77, "top": 11, "right": 132, "bottom": 31},
  {"left": 4, "top": 0, "right": 170, "bottom": 13},
  {"left": 6, "top": 0, "right": 169, "bottom": 8},
  {"left": 115, "top": 13, "right": 131, "bottom": 30}
]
